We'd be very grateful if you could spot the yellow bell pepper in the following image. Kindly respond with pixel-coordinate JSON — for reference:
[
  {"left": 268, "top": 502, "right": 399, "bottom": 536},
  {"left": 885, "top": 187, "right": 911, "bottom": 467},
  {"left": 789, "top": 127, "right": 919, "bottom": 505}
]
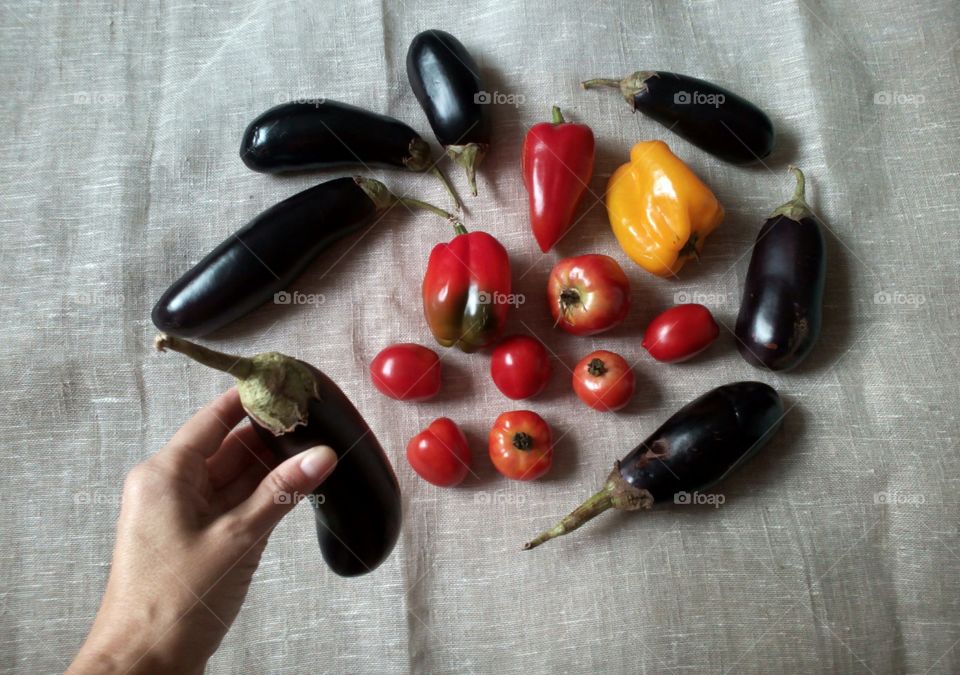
[{"left": 606, "top": 140, "right": 724, "bottom": 277}]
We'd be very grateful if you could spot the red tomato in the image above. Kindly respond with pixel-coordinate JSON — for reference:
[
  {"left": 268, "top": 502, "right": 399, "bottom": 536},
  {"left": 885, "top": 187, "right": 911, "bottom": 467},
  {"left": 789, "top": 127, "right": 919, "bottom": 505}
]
[
  {"left": 490, "top": 335, "right": 551, "bottom": 400},
  {"left": 572, "top": 350, "right": 635, "bottom": 412},
  {"left": 488, "top": 410, "right": 553, "bottom": 481},
  {"left": 642, "top": 304, "right": 720, "bottom": 363},
  {"left": 370, "top": 343, "right": 441, "bottom": 401},
  {"left": 547, "top": 254, "right": 630, "bottom": 335},
  {"left": 406, "top": 417, "right": 471, "bottom": 487}
]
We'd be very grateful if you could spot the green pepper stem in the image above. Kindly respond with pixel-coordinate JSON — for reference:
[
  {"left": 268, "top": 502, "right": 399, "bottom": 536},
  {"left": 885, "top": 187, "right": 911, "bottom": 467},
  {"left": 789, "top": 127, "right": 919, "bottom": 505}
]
[
  {"left": 551, "top": 106, "right": 565, "bottom": 124},
  {"left": 154, "top": 334, "right": 254, "bottom": 379}
]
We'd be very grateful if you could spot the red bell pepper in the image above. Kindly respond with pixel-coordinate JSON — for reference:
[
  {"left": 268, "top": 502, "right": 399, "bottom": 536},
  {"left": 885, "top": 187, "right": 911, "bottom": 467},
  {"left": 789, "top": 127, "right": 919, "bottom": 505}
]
[
  {"left": 422, "top": 224, "right": 512, "bottom": 353},
  {"left": 521, "top": 106, "right": 595, "bottom": 252}
]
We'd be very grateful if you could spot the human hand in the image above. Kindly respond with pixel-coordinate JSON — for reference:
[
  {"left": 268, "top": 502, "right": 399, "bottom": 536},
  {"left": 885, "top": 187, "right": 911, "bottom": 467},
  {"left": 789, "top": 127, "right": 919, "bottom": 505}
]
[{"left": 69, "top": 388, "right": 337, "bottom": 674}]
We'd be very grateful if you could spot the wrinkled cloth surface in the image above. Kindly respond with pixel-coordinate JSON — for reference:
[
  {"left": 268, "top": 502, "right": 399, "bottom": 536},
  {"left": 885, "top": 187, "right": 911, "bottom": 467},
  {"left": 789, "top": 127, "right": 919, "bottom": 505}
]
[{"left": 1, "top": 1, "right": 958, "bottom": 673}]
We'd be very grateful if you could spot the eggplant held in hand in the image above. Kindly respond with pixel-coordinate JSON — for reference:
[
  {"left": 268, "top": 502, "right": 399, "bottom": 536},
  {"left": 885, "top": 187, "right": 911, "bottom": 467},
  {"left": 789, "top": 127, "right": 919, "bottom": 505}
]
[
  {"left": 239, "top": 100, "right": 460, "bottom": 209},
  {"left": 407, "top": 29, "right": 491, "bottom": 195},
  {"left": 155, "top": 335, "right": 402, "bottom": 576},
  {"left": 523, "top": 382, "right": 783, "bottom": 550},
  {"left": 152, "top": 176, "right": 461, "bottom": 338},
  {"left": 581, "top": 71, "right": 774, "bottom": 164},
  {"left": 735, "top": 167, "right": 826, "bottom": 370}
]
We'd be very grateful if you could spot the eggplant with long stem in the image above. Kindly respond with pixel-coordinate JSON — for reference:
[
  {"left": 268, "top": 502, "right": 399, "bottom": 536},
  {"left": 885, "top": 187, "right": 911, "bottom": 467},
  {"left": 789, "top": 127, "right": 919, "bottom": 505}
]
[
  {"left": 407, "top": 29, "right": 491, "bottom": 196},
  {"left": 240, "top": 100, "right": 461, "bottom": 210},
  {"left": 523, "top": 381, "right": 784, "bottom": 550},
  {"left": 581, "top": 71, "right": 774, "bottom": 165},
  {"left": 152, "top": 176, "right": 461, "bottom": 338},
  {"left": 735, "top": 167, "right": 826, "bottom": 370},
  {"left": 155, "top": 334, "right": 402, "bottom": 576}
]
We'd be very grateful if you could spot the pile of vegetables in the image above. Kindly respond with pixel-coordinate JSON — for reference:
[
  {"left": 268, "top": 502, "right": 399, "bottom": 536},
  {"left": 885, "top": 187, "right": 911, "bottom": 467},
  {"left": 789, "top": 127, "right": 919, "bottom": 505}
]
[{"left": 152, "top": 28, "right": 827, "bottom": 570}]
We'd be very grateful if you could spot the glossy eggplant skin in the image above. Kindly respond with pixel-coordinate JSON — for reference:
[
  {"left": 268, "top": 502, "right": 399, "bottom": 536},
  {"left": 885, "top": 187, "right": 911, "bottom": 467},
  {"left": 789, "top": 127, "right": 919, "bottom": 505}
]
[
  {"left": 152, "top": 177, "right": 377, "bottom": 338},
  {"left": 735, "top": 214, "right": 826, "bottom": 371},
  {"left": 587, "top": 71, "right": 774, "bottom": 164},
  {"left": 618, "top": 381, "right": 783, "bottom": 501},
  {"left": 240, "top": 101, "right": 431, "bottom": 174},
  {"left": 406, "top": 30, "right": 491, "bottom": 148},
  {"left": 252, "top": 362, "right": 401, "bottom": 577}
]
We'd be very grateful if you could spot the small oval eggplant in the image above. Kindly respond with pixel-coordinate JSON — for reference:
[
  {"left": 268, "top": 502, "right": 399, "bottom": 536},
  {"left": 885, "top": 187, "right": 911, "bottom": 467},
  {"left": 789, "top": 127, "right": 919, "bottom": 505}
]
[
  {"left": 152, "top": 177, "right": 459, "bottom": 338},
  {"left": 155, "top": 335, "right": 402, "bottom": 577},
  {"left": 239, "top": 100, "right": 459, "bottom": 207},
  {"left": 735, "top": 167, "right": 825, "bottom": 371},
  {"left": 581, "top": 71, "right": 774, "bottom": 164},
  {"left": 523, "top": 381, "right": 783, "bottom": 550},
  {"left": 407, "top": 29, "right": 491, "bottom": 195}
]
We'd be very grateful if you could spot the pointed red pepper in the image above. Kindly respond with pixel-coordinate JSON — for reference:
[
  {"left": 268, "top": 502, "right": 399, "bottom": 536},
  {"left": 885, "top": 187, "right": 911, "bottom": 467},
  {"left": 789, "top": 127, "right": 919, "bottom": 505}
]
[
  {"left": 521, "top": 106, "right": 595, "bottom": 252},
  {"left": 422, "top": 223, "right": 512, "bottom": 353}
]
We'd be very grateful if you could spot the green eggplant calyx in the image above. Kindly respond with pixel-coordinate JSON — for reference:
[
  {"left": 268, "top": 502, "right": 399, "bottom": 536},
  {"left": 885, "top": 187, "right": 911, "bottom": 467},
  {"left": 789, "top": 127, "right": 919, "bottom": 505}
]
[
  {"left": 581, "top": 71, "right": 657, "bottom": 107},
  {"left": 154, "top": 334, "right": 319, "bottom": 436},
  {"left": 404, "top": 137, "right": 434, "bottom": 172},
  {"left": 769, "top": 166, "right": 815, "bottom": 222},
  {"left": 446, "top": 142, "right": 488, "bottom": 196},
  {"left": 355, "top": 176, "right": 395, "bottom": 211},
  {"left": 522, "top": 462, "right": 653, "bottom": 550}
]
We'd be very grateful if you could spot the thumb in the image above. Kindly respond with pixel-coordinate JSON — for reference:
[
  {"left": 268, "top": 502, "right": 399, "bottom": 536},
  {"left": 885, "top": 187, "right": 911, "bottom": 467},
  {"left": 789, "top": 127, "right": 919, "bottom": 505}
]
[{"left": 234, "top": 445, "right": 337, "bottom": 536}]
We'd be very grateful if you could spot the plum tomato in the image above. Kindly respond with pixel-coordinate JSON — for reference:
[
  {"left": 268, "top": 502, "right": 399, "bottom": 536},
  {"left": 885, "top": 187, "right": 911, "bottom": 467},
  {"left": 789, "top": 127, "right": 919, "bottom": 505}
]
[
  {"left": 547, "top": 254, "right": 630, "bottom": 335},
  {"left": 406, "top": 417, "right": 471, "bottom": 487},
  {"left": 642, "top": 304, "right": 719, "bottom": 363},
  {"left": 490, "top": 335, "right": 551, "bottom": 400},
  {"left": 572, "top": 350, "right": 635, "bottom": 412},
  {"left": 370, "top": 343, "right": 441, "bottom": 401},
  {"left": 488, "top": 410, "right": 553, "bottom": 481}
]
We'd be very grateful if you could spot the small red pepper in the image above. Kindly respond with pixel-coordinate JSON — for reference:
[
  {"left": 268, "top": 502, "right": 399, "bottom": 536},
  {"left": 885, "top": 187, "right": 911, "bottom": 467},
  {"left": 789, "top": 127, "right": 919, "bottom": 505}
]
[
  {"left": 521, "top": 106, "right": 595, "bottom": 252},
  {"left": 422, "top": 224, "right": 512, "bottom": 353}
]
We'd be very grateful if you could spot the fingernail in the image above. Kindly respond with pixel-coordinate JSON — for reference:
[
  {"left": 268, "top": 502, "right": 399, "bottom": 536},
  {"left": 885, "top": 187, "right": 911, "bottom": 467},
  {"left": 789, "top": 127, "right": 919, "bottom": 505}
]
[{"left": 300, "top": 445, "right": 337, "bottom": 481}]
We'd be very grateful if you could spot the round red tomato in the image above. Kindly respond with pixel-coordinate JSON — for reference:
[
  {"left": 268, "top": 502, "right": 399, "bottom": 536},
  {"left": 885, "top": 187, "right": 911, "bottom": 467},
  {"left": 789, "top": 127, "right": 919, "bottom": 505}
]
[
  {"left": 642, "top": 304, "right": 719, "bottom": 363},
  {"left": 490, "top": 335, "right": 551, "bottom": 400},
  {"left": 406, "top": 417, "right": 471, "bottom": 487},
  {"left": 572, "top": 350, "right": 635, "bottom": 412},
  {"left": 488, "top": 410, "right": 553, "bottom": 481},
  {"left": 547, "top": 254, "right": 630, "bottom": 335},
  {"left": 370, "top": 343, "right": 441, "bottom": 401}
]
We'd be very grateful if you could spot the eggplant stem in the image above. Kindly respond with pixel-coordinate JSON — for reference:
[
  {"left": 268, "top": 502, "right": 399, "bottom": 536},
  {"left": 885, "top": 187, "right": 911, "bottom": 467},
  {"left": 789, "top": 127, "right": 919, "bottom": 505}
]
[
  {"left": 522, "top": 464, "right": 654, "bottom": 550},
  {"left": 395, "top": 196, "right": 465, "bottom": 232},
  {"left": 580, "top": 78, "right": 622, "bottom": 90},
  {"left": 429, "top": 167, "right": 463, "bottom": 213},
  {"left": 522, "top": 489, "right": 614, "bottom": 550},
  {"left": 769, "top": 166, "right": 814, "bottom": 222},
  {"left": 154, "top": 334, "right": 254, "bottom": 379}
]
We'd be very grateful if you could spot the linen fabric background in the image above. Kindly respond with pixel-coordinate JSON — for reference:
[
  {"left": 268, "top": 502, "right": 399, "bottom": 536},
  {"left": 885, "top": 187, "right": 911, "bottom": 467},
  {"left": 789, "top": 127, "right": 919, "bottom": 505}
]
[{"left": 1, "top": 0, "right": 958, "bottom": 673}]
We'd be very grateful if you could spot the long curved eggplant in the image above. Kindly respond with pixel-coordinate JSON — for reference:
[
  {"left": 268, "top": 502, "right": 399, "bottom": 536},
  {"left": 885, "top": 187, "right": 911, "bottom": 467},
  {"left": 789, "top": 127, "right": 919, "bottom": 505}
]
[
  {"left": 735, "top": 167, "right": 825, "bottom": 370},
  {"left": 523, "top": 381, "right": 783, "bottom": 550},
  {"left": 581, "top": 71, "right": 774, "bottom": 164},
  {"left": 155, "top": 335, "right": 402, "bottom": 577},
  {"left": 407, "top": 29, "right": 491, "bottom": 195},
  {"left": 239, "top": 100, "right": 460, "bottom": 208},
  {"left": 152, "top": 176, "right": 459, "bottom": 338}
]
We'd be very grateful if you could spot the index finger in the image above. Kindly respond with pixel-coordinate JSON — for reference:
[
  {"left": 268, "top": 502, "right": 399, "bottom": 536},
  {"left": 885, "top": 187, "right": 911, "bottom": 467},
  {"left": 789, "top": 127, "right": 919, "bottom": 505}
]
[{"left": 162, "top": 387, "right": 247, "bottom": 460}]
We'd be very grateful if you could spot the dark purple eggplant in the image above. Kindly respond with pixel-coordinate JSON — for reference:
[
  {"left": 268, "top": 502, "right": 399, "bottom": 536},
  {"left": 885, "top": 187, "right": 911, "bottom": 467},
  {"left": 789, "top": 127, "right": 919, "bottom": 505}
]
[
  {"left": 523, "top": 381, "right": 783, "bottom": 550},
  {"left": 581, "top": 71, "right": 774, "bottom": 165},
  {"left": 239, "top": 100, "right": 460, "bottom": 208},
  {"left": 152, "top": 176, "right": 459, "bottom": 338},
  {"left": 736, "top": 167, "right": 825, "bottom": 371},
  {"left": 407, "top": 29, "right": 491, "bottom": 195},
  {"left": 154, "top": 335, "right": 402, "bottom": 577}
]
